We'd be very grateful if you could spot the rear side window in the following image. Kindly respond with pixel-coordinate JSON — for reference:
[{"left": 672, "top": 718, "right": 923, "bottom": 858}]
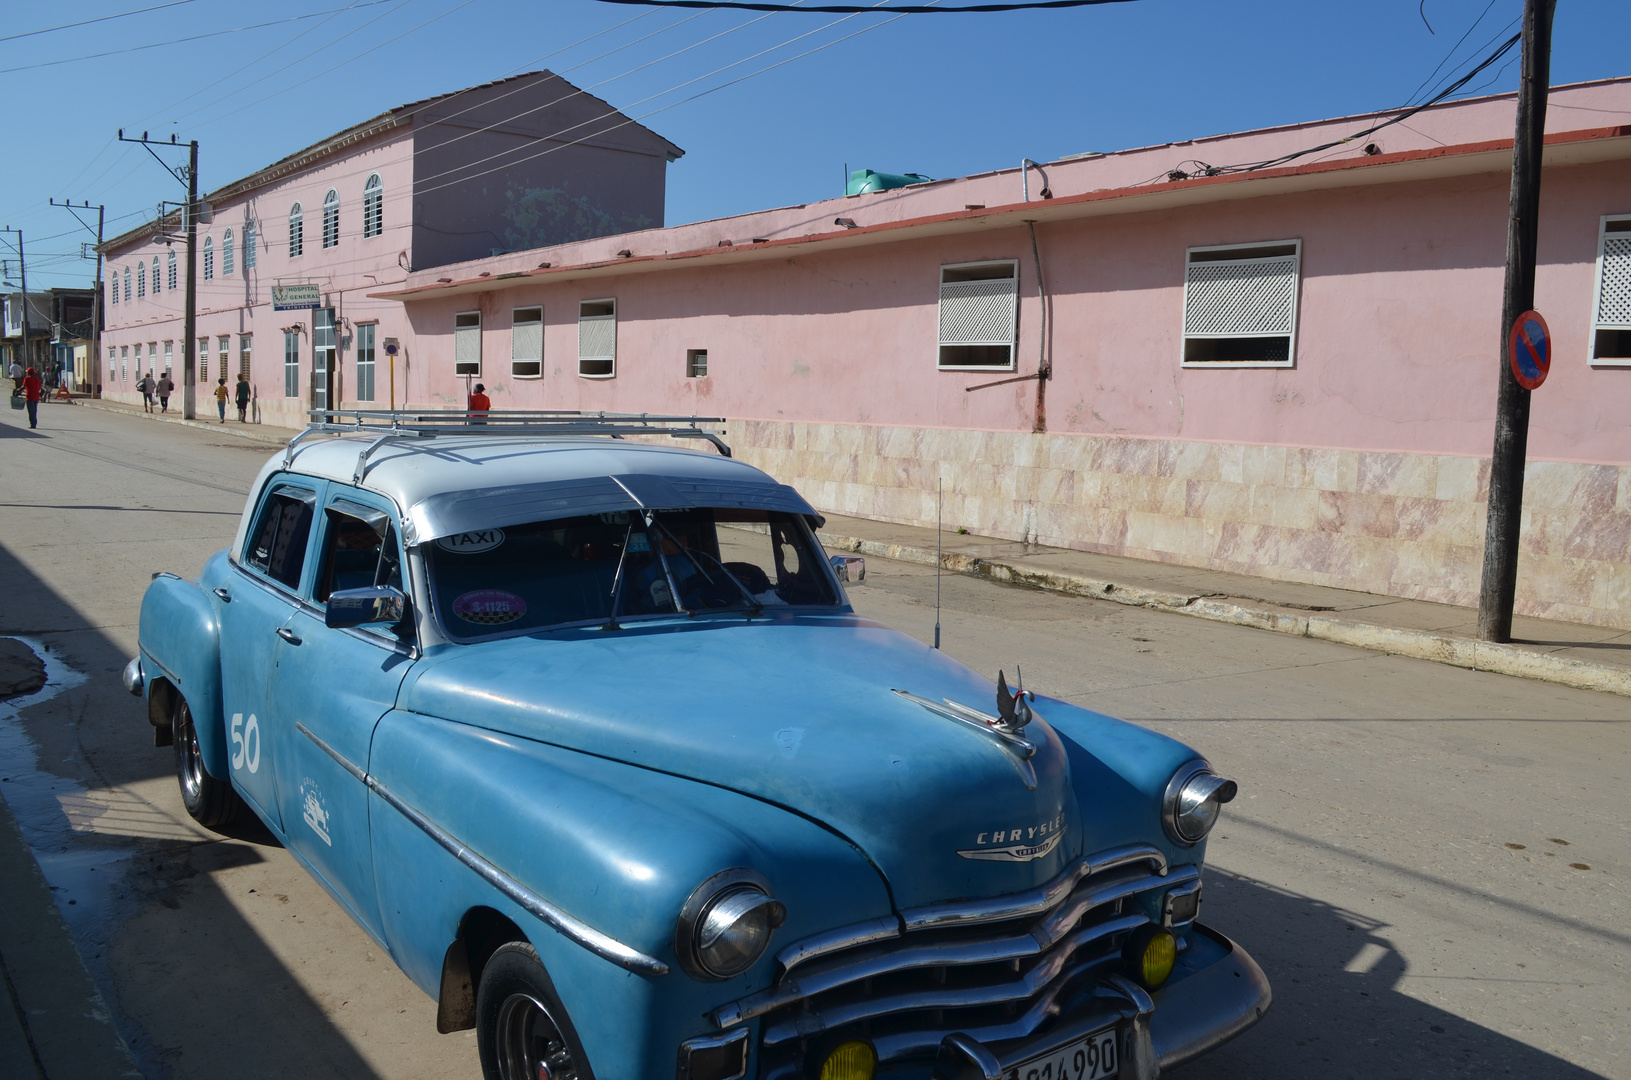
[{"left": 245, "top": 486, "right": 317, "bottom": 589}]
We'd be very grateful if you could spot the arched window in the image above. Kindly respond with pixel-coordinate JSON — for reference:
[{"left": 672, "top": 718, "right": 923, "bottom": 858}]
[
  {"left": 223, "top": 229, "right": 234, "bottom": 276},
  {"left": 244, "top": 219, "right": 256, "bottom": 269},
  {"left": 123, "top": 268, "right": 131, "bottom": 303},
  {"left": 289, "top": 203, "right": 304, "bottom": 258},
  {"left": 167, "top": 249, "right": 178, "bottom": 290},
  {"left": 203, "top": 236, "right": 214, "bottom": 281},
  {"left": 137, "top": 262, "right": 146, "bottom": 298},
  {"left": 152, "top": 255, "right": 161, "bottom": 294},
  {"left": 111, "top": 274, "right": 119, "bottom": 306},
  {"left": 322, "top": 189, "right": 339, "bottom": 249},
  {"left": 363, "top": 174, "right": 383, "bottom": 238}
]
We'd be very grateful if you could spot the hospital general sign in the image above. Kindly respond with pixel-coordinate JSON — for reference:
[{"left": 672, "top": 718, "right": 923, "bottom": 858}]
[{"left": 271, "top": 283, "right": 321, "bottom": 310}]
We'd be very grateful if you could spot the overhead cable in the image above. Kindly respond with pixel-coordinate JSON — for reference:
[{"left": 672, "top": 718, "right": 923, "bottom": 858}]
[
  {"left": 590, "top": 0, "right": 1133, "bottom": 10},
  {"left": 0, "top": 0, "right": 200, "bottom": 43}
]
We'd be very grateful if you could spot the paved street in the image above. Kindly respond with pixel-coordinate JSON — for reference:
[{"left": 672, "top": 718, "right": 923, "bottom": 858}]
[{"left": 0, "top": 402, "right": 1625, "bottom": 1080}]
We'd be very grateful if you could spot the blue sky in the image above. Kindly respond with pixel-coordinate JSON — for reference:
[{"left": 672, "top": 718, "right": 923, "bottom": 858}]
[{"left": 3, "top": 0, "right": 1627, "bottom": 287}]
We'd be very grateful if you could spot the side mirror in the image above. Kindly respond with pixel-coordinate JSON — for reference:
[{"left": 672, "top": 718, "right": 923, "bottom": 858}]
[
  {"left": 326, "top": 585, "right": 409, "bottom": 629},
  {"left": 830, "top": 555, "right": 866, "bottom": 583}
]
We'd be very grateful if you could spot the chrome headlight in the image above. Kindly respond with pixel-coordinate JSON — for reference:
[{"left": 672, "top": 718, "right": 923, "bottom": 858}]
[
  {"left": 1162, "top": 761, "right": 1238, "bottom": 846},
  {"left": 676, "top": 869, "right": 786, "bottom": 980}
]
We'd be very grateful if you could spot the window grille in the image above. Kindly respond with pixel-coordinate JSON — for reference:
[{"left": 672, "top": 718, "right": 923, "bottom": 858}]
[
  {"left": 244, "top": 220, "right": 256, "bottom": 269},
  {"left": 107, "top": 346, "right": 115, "bottom": 380},
  {"left": 322, "top": 189, "right": 339, "bottom": 249},
  {"left": 454, "top": 311, "right": 482, "bottom": 376},
  {"left": 203, "top": 236, "right": 214, "bottom": 281},
  {"left": 120, "top": 345, "right": 128, "bottom": 382},
  {"left": 219, "top": 337, "right": 231, "bottom": 386},
  {"left": 110, "top": 277, "right": 118, "bottom": 306},
  {"left": 240, "top": 334, "right": 252, "bottom": 379},
  {"left": 687, "top": 349, "right": 708, "bottom": 378},
  {"left": 123, "top": 268, "right": 131, "bottom": 303},
  {"left": 284, "top": 329, "right": 300, "bottom": 397},
  {"left": 289, "top": 203, "right": 304, "bottom": 258},
  {"left": 164, "top": 340, "right": 173, "bottom": 374},
  {"left": 1181, "top": 241, "right": 1300, "bottom": 365},
  {"left": 363, "top": 174, "right": 383, "bottom": 238},
  {"left": 356, "top": 323, "right": 375, "bottom": 401},
  {"left": 137, "top": 263, "right": 146, "bottom": 298},
  {"left": 1590, "top": 215, "right": 1631, "bottom": 365},
  {"left": 198, "top": 338, "right": 209, "bottom": 383},
  {"left": 223, "top": 229, "right": 234, "bottom": 276},
  {"left": 578, "top": 299, "right": 615, "bottom": 378},
  {"left": 168, "top": 250, "right": 178, "bottom": 290},
  {"left": 152, "top": 256, "right": 161, "bottom": 294},
  {"left": 147, "top": 343, "right": 157, "bottom": 375},
  {"left": 512, "top": 307, "right": 542, "bottom": 378},
  {"left": 937, "top": 261, "right": 1018, "bottom": 370}
]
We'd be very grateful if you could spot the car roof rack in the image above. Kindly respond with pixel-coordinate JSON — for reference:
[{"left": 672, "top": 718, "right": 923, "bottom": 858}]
[{"left": 285, "top": 409, "right": 731, "bottom": 482}]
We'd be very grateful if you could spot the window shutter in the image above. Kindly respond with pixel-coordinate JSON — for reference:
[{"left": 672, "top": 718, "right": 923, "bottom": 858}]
[
  {"left": 938, "top": 278, "right": 1017, "bottom": 347},
  {"left": 1181, "top": 242, "right": 1300, "bottom": 364},
  {"left": 512, "top": 308, "right": 543, "bottom": 377},
  {"left": 578, "top": 300, "right": 615, "bottom": 377},
  {"left": 454, "top": 312, "right": 481, "bottom": 376}
]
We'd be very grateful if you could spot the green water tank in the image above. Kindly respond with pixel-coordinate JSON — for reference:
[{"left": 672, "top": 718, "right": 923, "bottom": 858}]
[{"left": 847, "top": 169, "right": 934, "bottom": 196}]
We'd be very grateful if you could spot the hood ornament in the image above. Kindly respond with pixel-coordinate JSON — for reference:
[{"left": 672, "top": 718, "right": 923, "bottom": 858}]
[{"left": 893, "top": 666, "right": 1044, "bottom": 790}]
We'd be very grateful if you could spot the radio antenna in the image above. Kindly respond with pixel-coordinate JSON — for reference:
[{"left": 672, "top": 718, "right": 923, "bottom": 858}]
[{"left": 934, "top": 476, "right": 943, "bottom": 649}]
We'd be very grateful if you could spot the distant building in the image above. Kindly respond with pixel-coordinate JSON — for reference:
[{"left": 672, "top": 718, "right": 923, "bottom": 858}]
[
  {"left": 2, "top": 289, "right": 92, "bottom": 381},
  {"left": 377, "top": 78, "right": 1631, "bottom": 632},
  {"left": 97, "top": 71, "right": 682, "bottom": 425}
]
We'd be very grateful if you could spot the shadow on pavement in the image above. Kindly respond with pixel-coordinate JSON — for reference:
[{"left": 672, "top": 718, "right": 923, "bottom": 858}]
[
  {"left": 1169, "top": 869, "right": 1600, "bottom": 1080},
  {"left": 0, "top": 539, "right": 390, "bottom": 1080}
]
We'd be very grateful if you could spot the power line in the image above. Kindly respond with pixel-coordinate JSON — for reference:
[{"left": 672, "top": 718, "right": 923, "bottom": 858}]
[
  {"left": 0, "top": 0, "right": 200, "bottom": 43},
  {"left": 0, "top": 1, "right": 398, "bottom": 76},
  {"left": 590, "top": 0, "right": 1132, "bottom": 10}
]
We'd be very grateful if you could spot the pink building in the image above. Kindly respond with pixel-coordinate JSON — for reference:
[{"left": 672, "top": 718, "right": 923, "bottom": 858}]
[
  {"left": 375, "top": 79, "right": 1631, "bottom": 631},
  {"left": 97, "top": 71, "right": 681, "bottom": 427}
]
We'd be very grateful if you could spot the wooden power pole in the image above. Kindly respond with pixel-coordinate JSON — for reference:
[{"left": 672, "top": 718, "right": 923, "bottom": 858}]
[{"left": 1477, "top": 0, "right": 1557, "bottom": 643}]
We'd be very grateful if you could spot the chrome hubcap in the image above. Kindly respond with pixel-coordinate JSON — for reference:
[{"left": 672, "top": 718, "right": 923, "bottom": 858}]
[
  {"left": 175, "top": 701, "right": 204, "bottom": 800},
  {"left": 495, "top": 993, "right": 577, "bottom": 1080}
]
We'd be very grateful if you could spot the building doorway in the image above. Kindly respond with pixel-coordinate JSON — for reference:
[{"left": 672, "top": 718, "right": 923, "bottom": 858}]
[{"left": 312, "top": 307, "right": 335, "bottom": 415}]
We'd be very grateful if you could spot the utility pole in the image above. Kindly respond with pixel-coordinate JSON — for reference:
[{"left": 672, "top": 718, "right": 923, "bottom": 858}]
[
  {"left": 119, "top": 130, "right": 200, "bottom": 418},
  {"left": 1477, "top": 0, "right": 1557, "bottom": 642},
  {"left": 0, "top": 228, "right": 28, "bottom": 376},
  {"left": 51, "top": 199, "right": 105, "bottom": 395}
]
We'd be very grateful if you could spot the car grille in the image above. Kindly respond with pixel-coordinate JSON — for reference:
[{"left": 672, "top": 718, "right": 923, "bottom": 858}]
[{"left": 709, "top": 844, "right": 1196, "bottom": 1078}]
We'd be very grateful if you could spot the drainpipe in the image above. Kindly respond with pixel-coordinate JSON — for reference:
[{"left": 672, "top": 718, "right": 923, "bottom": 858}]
[{"left": 1027, "top": 221, "right": 1050, "bottom": 433}]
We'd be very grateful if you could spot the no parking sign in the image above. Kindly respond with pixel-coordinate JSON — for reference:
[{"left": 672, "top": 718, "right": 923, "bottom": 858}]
[{"left": 1507, "top": 310, "right": 1551, "bottom": 390}]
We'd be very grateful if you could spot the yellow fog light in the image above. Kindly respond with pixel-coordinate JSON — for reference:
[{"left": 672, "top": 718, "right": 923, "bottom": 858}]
[
  {"left": 1127, "top": 927, "right": 1177, "bottom": 989},
  {"left": 817, "top": 1039, "right": 877, "bottom": 1080}
]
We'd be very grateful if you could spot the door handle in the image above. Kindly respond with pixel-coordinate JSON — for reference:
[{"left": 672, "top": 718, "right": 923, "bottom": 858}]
[
  {"left": 213, "top": 587, "right": 231, "bottom": 602},
  {"left": 276, "top": 627, "right": 302, "bottom": 645}
]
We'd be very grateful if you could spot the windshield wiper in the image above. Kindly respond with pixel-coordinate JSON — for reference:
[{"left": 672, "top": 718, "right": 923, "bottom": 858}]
[
  {"left": 648, "top": 516, "right": 763, "bottom": 615},
  {"left": 601, "top": 521, "right": 636, "bottom": 631}
]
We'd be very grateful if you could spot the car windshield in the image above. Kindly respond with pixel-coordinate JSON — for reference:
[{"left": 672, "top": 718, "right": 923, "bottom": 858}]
[{"left": 425, "top": 508, "right": 840, "bottom": 639}]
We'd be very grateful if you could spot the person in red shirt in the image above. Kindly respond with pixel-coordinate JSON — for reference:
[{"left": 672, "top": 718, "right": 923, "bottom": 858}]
[
  {"left": 22, "top": 367, "right": 42, "bottom": 429},
  {"left": 468, "top": 382, "right": 491, "bottom": 424}
]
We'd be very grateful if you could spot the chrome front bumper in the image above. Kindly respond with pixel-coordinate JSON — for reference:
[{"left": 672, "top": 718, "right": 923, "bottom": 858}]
[{"left": 930, "top": 924, "right": 1270, "bottom": 1080}]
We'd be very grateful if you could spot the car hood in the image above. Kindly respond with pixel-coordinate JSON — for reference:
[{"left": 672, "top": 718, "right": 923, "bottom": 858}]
[{"left": 398, "top": 615, "right": 1091, "bottom": 909}]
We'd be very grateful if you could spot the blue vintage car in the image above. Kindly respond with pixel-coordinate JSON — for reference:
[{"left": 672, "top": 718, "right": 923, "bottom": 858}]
[{"left": 125, "top": 412, "right": 1268, "bottom": 1080}]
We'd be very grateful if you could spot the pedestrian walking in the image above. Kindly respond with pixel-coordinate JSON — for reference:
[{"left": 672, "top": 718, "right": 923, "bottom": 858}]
[
  {"left": 213, "top": 377, "right": 229, "bottom": 422},
  {"left": 8, "top": 359, "right": 21, "bottom": 395},
  {"left": 22, "top": 367, "right": 42, "bottom": 429},
  {"left": 156, "top": 372, "right": 174, "bottom": 413},
  {"left": 138, "top": 371, "right": 157, "bottom": 413},
  {"left": 235, "top": 373, "right": 251, "bottom": 422}
]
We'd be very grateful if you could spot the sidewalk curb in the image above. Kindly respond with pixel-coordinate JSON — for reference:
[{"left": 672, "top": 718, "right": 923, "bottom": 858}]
[
  {"left": 819, "top": 533, "right": 1631, "bottom": 699},
  {"left": 72, "top": 399, "right": 294, "bottom": 446}
]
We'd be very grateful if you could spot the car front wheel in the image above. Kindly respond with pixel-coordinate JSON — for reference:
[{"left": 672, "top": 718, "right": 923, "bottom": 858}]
[
  {"left": 477, "top": 941, "right": 590, "bottom": 1080},
  {"left": 172, "top": 693, "right": 243, "bottom": 828}
]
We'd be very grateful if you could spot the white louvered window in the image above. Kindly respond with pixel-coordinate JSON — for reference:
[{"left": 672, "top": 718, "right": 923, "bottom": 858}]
[
  {"left": 937, "top": 261, "right": 1018, "bottom": 370},
  {"left": 289, "top": 203, "right": 304, "bottom": 258},
  {"left": 454, "top": 311, "right": 482, "bottom": 376},
  {"left": 164, "top": 340, "right": 173, "bottom": 374},
  {"left": 578, "top": 299, "right": 615, "bottom": 378},
  {"left": 512, "top": 307, "right": 542, "bottom": 378},
  {"left": 1181, "top": 241, "right": 1300, "bottom": 366},
  {"left": 152, "top": 256, "right": 161, "bottom": 294},
  {"left": 203, "top": 236, "right": 214, "bottom": 281},
  {"left": 223, "top": 229, "right": 234, "bottom": 276},
  {"left": 322, "top": 189, "right": 339, "bottom": 249},
  {"left": 120, "top": 345, "right": 128, "bottom": 382},
  {"left": 123, "top": 268, "right": 131, "bottom": 303},
  {"left": 1590, "top": 215, "right": 1631, "bottom": 365},
  {"left": 363, "top": 174, "right": 383, "bottom": 239},
  {"left": 167, "top": 250, "right": 178, "bottom": 290},
  {"left": 244, "top": 220, "right": 257, "bottom": 269},
  {"left": 137, "top": 263, "right": 146, "bottom": 298}
]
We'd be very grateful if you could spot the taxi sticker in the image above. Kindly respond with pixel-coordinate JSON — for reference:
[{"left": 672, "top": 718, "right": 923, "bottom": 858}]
[
  {"left": 454, "top": 589, "right": 527, "bottom": 625},
  {"left": 437, "top": 528, "right": 505, "bottom": 554}
]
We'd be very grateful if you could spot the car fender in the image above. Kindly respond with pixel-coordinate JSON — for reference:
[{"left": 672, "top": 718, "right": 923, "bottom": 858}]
[
  {"left": 365, "top": 707, "right": 893, "bottom": 1080},
  {"left": 138, "top": 551, "right": 230, "bottom": 779}
]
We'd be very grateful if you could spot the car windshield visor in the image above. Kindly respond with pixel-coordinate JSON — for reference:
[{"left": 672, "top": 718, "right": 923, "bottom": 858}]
[{"left": 426, "top": 508, "right": 840, "bottom": 639}]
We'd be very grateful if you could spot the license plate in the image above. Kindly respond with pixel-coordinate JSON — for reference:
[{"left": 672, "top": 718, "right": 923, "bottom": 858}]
[{"left": 1003, "top": 1024, "right": 1118, "bottom": 1080}]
